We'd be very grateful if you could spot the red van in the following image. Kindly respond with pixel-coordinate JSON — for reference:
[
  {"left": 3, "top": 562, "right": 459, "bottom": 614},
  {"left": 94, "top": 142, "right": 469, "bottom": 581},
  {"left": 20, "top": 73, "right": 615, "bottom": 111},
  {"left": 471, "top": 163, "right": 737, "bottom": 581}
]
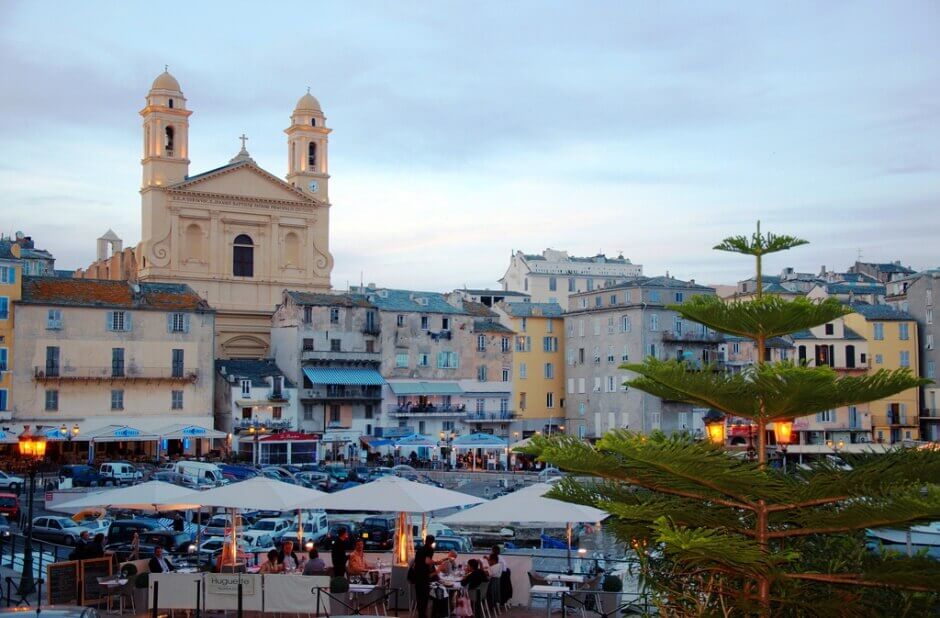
[{"left": 0, "top": 493, "right": 19, "bottom": 522}]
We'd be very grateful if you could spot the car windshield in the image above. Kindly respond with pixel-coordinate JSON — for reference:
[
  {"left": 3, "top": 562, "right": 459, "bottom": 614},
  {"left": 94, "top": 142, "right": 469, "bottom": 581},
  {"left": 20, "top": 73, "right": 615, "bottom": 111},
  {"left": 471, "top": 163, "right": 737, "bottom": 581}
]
[
  {"left": 202, "top": 541, "right": 223, "bottom": 551},
  {"left": 61, "top": 520, "right": 78, "bottom": 528},
  {"left": 0, "top": 497, "right": 15, "bottom": 507},
  {"left": 253, "top": 520, "right": 278, "bottom": 531}
]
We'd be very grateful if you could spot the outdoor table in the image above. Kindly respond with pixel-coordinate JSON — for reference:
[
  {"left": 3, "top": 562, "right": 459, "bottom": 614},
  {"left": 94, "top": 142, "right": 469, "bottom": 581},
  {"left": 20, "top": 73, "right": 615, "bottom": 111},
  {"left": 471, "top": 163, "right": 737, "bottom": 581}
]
[
  {"left": 546, "top": 573, "right": 585, "bottom": 586},
  {"left": 530, "top": 584, "right": 566, "bottom": 618},
  {"left": 97, "top": 577, "right": 129, "bottom": 615}
]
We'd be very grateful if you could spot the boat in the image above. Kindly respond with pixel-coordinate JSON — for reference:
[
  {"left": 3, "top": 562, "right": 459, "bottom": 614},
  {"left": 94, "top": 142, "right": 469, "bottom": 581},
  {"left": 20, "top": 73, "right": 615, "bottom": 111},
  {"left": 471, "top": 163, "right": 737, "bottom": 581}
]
[{"left": 866, "top": 521, "right": 940, "bottom": 546}]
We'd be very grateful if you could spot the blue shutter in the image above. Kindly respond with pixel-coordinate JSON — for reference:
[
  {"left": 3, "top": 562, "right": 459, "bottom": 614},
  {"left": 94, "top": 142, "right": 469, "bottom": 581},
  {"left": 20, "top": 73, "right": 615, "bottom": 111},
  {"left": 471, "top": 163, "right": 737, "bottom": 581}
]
[
  {"left": 166, "top": 313, "right": 174, "bottom": 333},
  {"left": 125, "top": 312, "right": 133, "bottom": 332},
  {"left": 183, "top": 314, "right": 191, "bottom": 333},
  {"left": 106, "top": 311, "right": 114, "bottom": 331}
]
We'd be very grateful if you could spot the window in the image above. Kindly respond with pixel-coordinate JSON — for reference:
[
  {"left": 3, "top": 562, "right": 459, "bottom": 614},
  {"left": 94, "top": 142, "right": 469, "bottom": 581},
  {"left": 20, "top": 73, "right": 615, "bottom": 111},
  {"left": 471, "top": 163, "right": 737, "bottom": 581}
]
[
  {"left": 396, "top": 314, "right": 405, "bottom": 327},
  {"left": 420, "top": 316, "right": 430, "bottom": 330},
  {"left": 860, "top": 352, "right": 867, "bottom": 364},
  {"left": 308, "top": 142, "right": 317, "bottom": 167},
  {"left": 365, "top": 404, "right": 374, "bottom": 419},
  {"left": 366, "top": 340, "right": 375, "bottom": 353},
  {"left": 607, "top": 345, "right": 615, "bottom": 363},
  {"left": 542, "top": 337, "right": 558, "bottom": 352},
  {"left": 500, "top": 337, "right": 510, "bottom": 353},
  {"left": 111, "top": 348, "right": 125, "bottom": 377},
  {"left": 928, "top": 333, "right": 934, "bottom": 350},
  {"left": 649, "top": 314, "right": 659, "bottom": 331},
  {"left": 442, "top": 317, "right": 450, "bottom": 330},
  {"left": 0, "top": 348, "right": 5, "bottom": 372},
  {"left": 169, "top": 312, "right": 187, "bottom": 333},
  {"left": 233, "top": 234, "right": 254, "bottom": 277},
  {"left": 674, "top": 316, "right": 683, "bottom": 335},
  {"left": 927, "top": 360, "right": 935, "bottom": 379},
  {"left": 899, "top": 323, "right": 909, "bottom": 340},
  {"left": 172, "top": 349, "right": 184, "bottom": 377},
  {"left": 567, "top": 378, "right": 574, "bottom": 394},
  {"left": 580, "top": 298, "right": 587, "bottom": 309},
  {"left": 303, "top": 403, "right": 314, "bottom": 420},
  {"left": 111, "top": 389, "right": 124, "bottom": 410},
  {"left": 45, "top": 389, "right": 58, "bottom": 411},
  {"left": 675, "top": 292, "right": 684, "bottom": 303},
  {"left": 164, "top": 126, "right": 174, "bottom": 155},
  {"left": 649, "top": 290, "right": 661, "bottom": 303},
  {"left": 873, "top": 323, "right": 884, "bottom": 340},
  {"left": 240, "top": 379, "right": 252, "bottom": 397},
  {"left": 928, "top": 308, "right": 934, "bottom": 325},
  {"left": 568, "top": 278, "right": 575, "bottom": 292},
  {"left": 330, "top": 339, "right": 341, "bottom": 352},
  {"left": 515, "top": 336, "right": 531, "bottom": 352},
  {"left": 171, "top": 390, "right": 183, "bottom": 409},
  {"left": 0, "top": 266, "right": 15, "bottom": 284},
  {"left": 328, "top": 308, "right": 340, "bottom": 324},
  {"left": 549, "top": 277, "right": 557, "bottom": 291},
  {"left": 732, "top": 342, "right": 741, "bottom": 355},
  {"left": 610, "top": 294, "right": 617, "bottom": 306},
  {"left": 547, "top": 318, "right": 554, "bottom": 333},
  {"left": 437, "top": 351, "right": 459, "bottom": 369},
  {"left": 578, "top": 348, "right": 585, "bottom": 363},
  {"left": 107, "top": 310, "right": 130, "bottom": 331},
  {"left": 546, "top": 392, "right": 554, "bottom": 408},
  {"left": 621, "top": 316, "right": 631, "bottom": 332},
  {"left": 519, "top": 392, "right": 527, "bottom": 411},
  {"left": 593, "top": 377, "right": 602, "bottom": 392},
  {"left": 875, "top": 354, "right": 883, "bottom": 364},
  {"left": 329, "top": 405, "right": 341, "bottom": 424},
  {"left": 593, "top": 319, "right": 601, "bottom": 336},
  {"left": 418, "top": 353, "right": 430, "bottom": 367},
  {"left": 578, "top": 320, "right": 584, "bottom": 337},
  {"left": 520, "top": 318, "right": 527, "bottom": 332},
  {"left": 607, "top": 376, "right": 616, "bottom": 392},
  {"left": 303, "top": 306, "right": 313, "bottom": 324},
  {"left": 544, "top": 363, "right": 554, "bottom": 379},
  {"left": 567, "top": 322, "right": 574, "bottom": 338},
  {"left": 501, "top": 367, "right": 510, "bottom": 382},
  {"left": 825, "top": 323, "right": 834, "bottom": 335},
  {"left": 648, "top": 343, "right": 657, "bottom": 358},
  {"left": 595, "top": 296, "right": 602, "bottom": 307},
  {"left": 477, "top": 366, "right": 488, "bottom": 382},
  {"left": 900, "top": 350, "right": 910, "bottom": 367},
  {"left": 46, "top": 309, "right": 62, "bottom": 330},
  {"left": 477, "top": 335, "right": 486, "bottom": 351},
  {"left": 578, "top": 401, "right": 586, "bottom": 416},
  {"left": 567, "top": 350, "right": 575, "bottom": 366},
  {"left": 607, "top": 316, "right": 615, "bottom": 333},
  {"left": 578, "top": 378, "right": 586, "bottom": 394},
  {"left": 303, "top": 338, "right": 314, "bottom": 351},
  {"left": 395, "top": 353, "right": 409, "bottom": 368},
  {"left": 622, "top": 345, "right": 629, "bottom": 362},
  {"left": 593, "top": 346, "right": 600, "bottom": 363},
  {"left": 816, "top": 409, "right": 834, "bottom": 423},
  {"left": 272, "top": 406, "right": 282, "bottom": 420}
]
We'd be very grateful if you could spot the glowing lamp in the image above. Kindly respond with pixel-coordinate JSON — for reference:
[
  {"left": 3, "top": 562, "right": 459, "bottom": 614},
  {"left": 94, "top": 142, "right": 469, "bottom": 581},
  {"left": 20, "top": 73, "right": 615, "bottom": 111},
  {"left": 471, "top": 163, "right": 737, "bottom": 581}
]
[
  {"left": 702, "top": 409, "right": 726, "bottom": 445},
  {"left": 775, "top": 419, "right": 794, "bottom": 445},
  {"left": 18, "top": 427, "right": 47, "bottom": 459}
]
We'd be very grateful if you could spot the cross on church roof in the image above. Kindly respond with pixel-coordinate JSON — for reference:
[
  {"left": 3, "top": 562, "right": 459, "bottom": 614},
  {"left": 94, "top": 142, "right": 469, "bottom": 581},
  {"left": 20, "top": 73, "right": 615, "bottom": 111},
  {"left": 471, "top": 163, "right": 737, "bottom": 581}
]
[{"left": 239, "top": 134, "right": 249, "bottom": 150}]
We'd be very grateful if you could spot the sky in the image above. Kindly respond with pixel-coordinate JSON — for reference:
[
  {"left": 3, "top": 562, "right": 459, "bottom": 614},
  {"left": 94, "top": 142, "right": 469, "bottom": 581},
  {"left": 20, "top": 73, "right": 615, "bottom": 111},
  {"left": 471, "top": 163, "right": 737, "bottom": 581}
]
[{"left": 0, "top": 1, "right": 937, "bottom": 291}]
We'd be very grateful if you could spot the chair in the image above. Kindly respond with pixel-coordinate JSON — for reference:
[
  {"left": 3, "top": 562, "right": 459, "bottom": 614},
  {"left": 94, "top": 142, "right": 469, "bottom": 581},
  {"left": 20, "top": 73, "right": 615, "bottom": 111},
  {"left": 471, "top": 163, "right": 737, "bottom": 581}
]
[
  {"left": 468, "top": 585, "right": 488, "bottom": 618},
  {"left": 118, "top": 564, "right": 138, "bottom": 614},
  {"left": 484, "top": 577, "right": 501, "bottom": 616},
  {"left": 562, "top": 588, "right": 590, "bottom": 618},
  {"left": 527, "top": 571, "right": 550, "bottom": 587}
]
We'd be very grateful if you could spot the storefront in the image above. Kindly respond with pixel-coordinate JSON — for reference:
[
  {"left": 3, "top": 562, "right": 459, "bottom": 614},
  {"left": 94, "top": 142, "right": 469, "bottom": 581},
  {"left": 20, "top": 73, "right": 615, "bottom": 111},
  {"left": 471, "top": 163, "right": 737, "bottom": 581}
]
[
  {"left": 156, "top": 424, "right": 227, "bottom": 459},
  {"left": 252, "top": 431, "right": 320, "bottom": 465}
]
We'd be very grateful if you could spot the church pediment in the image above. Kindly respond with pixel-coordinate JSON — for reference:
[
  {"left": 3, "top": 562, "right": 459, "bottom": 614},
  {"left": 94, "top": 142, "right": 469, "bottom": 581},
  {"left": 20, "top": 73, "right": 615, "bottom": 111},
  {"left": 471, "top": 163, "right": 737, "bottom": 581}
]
[{"left": 167, "top": 161, "right": 320, "bottom": 205}]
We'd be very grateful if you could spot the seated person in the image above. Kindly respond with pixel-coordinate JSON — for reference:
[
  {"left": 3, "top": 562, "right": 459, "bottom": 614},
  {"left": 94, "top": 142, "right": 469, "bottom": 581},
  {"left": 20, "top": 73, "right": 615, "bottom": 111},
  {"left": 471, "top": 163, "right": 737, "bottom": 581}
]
[
  {"left": 485, "top": 554, "right": 503, "bottom": 579},
  {"left": 278, "top": 540, "right": 300, "bottom": 572},
  {"left": 149, "top": 546, "right": 175, "bottom": 573},
  {"left": 436, "top": 550, "right": 458, "bottom": 574},
  {"left": 347, "top": 540, "right": 374, "bottom": 576},
  {"left": 460, "top": 559, "right": 488, "bottom": 589},
  {"left": 303, "top": 548, "right": 327, "bottom": 575},
  {"left": 258, "top": 549, "right": 282, "bottom": 574}
]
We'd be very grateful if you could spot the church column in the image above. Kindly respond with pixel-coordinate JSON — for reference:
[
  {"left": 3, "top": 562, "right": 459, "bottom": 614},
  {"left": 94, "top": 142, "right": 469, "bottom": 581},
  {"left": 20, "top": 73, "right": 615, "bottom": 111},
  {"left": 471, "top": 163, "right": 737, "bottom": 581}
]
[
  {"left": 270, "top": 216, "right": 280, "bottom": 279},
  {"left": 305, "top": 223, "right": 316, "bottom": 279},
  {"left": 209, "top": 212, "right": 221, "bottom": 276}
]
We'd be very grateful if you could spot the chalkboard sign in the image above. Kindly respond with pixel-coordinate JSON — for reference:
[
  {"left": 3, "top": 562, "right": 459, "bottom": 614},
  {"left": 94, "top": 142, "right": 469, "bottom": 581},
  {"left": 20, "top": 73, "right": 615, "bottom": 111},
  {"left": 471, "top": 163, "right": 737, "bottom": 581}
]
[
  {"left": 47, "top": 561, "right": 79, "bottom": 606},
  {"left": 80, "top": 557, "right": 113, "bottom": 606}
]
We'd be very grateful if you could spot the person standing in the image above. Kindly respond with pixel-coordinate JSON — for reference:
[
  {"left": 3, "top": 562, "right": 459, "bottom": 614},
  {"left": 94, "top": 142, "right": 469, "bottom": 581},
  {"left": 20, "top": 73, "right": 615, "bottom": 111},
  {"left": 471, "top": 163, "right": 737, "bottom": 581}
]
[
  {"left": 412, "top": 535, "right": 438, "bottom": 618},
  {"left": 331, "top": 528, "right": 349, "bottom": 577},
  {"left": 173, "top": 512, "right": 185, "bottom": 533}
]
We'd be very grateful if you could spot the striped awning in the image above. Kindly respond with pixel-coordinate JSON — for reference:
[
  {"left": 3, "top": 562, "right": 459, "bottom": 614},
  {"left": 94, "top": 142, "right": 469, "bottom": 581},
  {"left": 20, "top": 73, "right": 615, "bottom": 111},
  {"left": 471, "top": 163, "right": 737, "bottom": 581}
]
[
  {"left": 388, "top": 381, "right": 463, "bottom": 396},
  {"left": 303, "top": 367, "right": 385, "bottom": 386}
]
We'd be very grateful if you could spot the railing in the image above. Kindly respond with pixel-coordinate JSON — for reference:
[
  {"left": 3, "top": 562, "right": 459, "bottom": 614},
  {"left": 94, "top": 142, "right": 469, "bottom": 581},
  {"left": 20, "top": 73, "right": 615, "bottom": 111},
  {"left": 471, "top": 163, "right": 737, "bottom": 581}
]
[
  {"left": 268, "top": 389, "right": 288, "bottom": 402},
  {"left": 921, "top": 407, "right": 940, "bottom": 419},
  {"left": 362, "top": 324, "right": 381, "bottom": 336},
  {"left": 386, "top": 404, "right": 467, "bottom": 416},
  {"left": 302, "top": 386, "right": 383, "bottom": 400},
  {"left": 33, "top": 366, "right": 198, "bottom": 382},
  {"left": 661, "top": 330, "right": 724, "bottom": 343},
  {"left": 463, "top": 411, "right": 518, "bottom": 422},
  {"left": 233, "top": 419, "right": 293, "bottom": 432},
  {"left": 301, "top": 349, "right": 381, "bottom": 362},
  {"left": 429, "top": 330, "right": 452, "bottom": 341}
]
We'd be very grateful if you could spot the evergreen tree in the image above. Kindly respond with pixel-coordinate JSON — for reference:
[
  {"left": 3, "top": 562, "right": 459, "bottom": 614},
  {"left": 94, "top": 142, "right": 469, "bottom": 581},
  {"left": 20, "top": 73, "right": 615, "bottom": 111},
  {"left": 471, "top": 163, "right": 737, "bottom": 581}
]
[{"left": 527, "top": 224, "right": 940, "bottom": 616}]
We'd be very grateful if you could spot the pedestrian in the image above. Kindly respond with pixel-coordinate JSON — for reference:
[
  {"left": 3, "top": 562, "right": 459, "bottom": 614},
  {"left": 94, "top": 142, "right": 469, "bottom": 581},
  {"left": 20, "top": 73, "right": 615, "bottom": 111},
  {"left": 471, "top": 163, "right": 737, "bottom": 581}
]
[
  {"left": 173, "top": 512, "right": 185, "bottom": 532},
  {"left": 411, "top": 535, "right": 438, "bottom": 618}
]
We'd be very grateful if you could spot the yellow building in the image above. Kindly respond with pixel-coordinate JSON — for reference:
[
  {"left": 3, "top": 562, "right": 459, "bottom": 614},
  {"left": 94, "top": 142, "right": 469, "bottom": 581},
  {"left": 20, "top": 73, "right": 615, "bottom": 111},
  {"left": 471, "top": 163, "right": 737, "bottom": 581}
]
[
  {"left": 494, "top": 302, "right": 565, "bottom": 437},
  {"left": 0, "top": 241, "right": 21, "bottom": 420},
  {"left": 844, "top": 303, "right": 920, "bottom": 444}
]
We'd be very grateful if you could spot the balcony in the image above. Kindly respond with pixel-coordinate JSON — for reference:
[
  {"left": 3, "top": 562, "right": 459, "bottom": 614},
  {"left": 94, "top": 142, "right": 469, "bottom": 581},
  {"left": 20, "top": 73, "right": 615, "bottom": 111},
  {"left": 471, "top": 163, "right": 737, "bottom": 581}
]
[
  {"left": 887, "top": 413, "right": 915, "bottom": 426},
  {"left": 302, "top": 386, "right": 383, "bottom": 401},
  {"left": 462, "top": 411, "right": 518, "bottom": 423},
  {"left": 429, "top": 330, "right": 452, "bottom": 341},
  {"left": 268, "top": 389, "right": 289, "bottom": 402},
  {"left": 386, "top": 404, "right": 468, "bottom": 417},
  {"left": 375, "top": 426, "right": 415, "bottom": 438},
  {"left": 362, "top": 324, "right": 381, "bottom": 336},
  {"left": 661, "top": 330, "right": 724, "bottom": 343},
  {"left": 301, "top": 349, "right": 381, "bottom": 363},
  {"left": 233, "top": 418, "right": 293, "bottom": 433},
  {"left": 34, "top": 365, "right": 198, "bottom": 383},
  {"left": 922, "top": 407, "right": 940, "bottom": 420}
]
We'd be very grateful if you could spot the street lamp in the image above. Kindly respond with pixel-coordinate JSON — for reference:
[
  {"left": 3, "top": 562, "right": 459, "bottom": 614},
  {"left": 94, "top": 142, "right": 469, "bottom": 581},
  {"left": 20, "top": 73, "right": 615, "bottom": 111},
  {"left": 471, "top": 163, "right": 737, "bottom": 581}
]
[
  {"left": 775, "top": 419, "right": 794, "bottom": 473},
  {"left": 18, "top": 426, "right": 47, "bottom": 596},
  {"left": 60, "top": 423, "right": 79, "bottom": 461},
  {"left": 247, "top": 424, "right": 268, "bottom": 466},
  {"left": 702, "top": 409, "right": 726, "bottom": 445}
]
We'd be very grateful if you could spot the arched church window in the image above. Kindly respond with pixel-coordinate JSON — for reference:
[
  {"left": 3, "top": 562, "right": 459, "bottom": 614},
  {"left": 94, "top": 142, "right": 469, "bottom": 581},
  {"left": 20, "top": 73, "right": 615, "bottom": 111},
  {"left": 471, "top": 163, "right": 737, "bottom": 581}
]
[
  {"left": 310, "top": 118, "right": 316, "bottom": 127},
  {"left": 184, "top": 223, "right": 203, "bottom": 261},
  {"left": 233, "top": 234, "right": 254, "bottom": 277},
  {"left": 283, "top": 232, "right": 300, "bottom": 267},
  {"left": 308, "top": 142, "right": 317, "bottom": 168},
  {"left": 168, "top": 98, "right": 174, "bottom": 109},
  {"left": 165, "top": 126, "right": 175, "bottom": 156}
]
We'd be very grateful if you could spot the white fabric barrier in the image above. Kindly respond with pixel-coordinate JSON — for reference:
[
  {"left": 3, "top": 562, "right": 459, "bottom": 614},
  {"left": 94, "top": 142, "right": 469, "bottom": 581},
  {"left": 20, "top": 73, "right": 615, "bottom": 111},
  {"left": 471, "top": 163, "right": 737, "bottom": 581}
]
[
  {"left": 263, "top": 575, "right": 331, "bottom": 613},
  {"left": 203, "top": 573, "right": 264, "bottom": 611},
  {"left": 150, "top": 572, "right": 203, "bottom": 610}
]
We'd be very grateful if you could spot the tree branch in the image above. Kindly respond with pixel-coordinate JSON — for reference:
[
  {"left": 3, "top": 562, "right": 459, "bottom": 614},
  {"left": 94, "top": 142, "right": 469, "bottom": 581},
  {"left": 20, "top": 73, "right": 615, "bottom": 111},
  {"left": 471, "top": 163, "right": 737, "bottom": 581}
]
[
  {"left": 766, "top": 496, "right": 851, "bottom": 512},
  {"left": 780, "top": 572, "right": 936, "bottom": 593}
]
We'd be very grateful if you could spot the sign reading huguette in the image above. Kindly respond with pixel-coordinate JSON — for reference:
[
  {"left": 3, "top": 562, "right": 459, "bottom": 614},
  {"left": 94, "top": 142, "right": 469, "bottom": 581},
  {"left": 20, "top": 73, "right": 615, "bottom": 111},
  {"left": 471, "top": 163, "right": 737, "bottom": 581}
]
[{"left": 206, "top": 573, "right": 256, "bottom": 596}]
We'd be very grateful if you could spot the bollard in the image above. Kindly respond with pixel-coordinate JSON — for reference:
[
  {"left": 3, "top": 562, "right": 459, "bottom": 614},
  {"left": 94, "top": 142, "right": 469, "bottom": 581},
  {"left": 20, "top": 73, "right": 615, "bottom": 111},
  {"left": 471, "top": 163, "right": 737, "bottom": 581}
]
[
  {"left": 195, "top": 579, "right": 201, "bottom": 618},
  {"left": 151, "top": 579, "right": 159, "bottom": 618},
  {"left": 237, "top": 582, "right": 243, "bottom": 618}
]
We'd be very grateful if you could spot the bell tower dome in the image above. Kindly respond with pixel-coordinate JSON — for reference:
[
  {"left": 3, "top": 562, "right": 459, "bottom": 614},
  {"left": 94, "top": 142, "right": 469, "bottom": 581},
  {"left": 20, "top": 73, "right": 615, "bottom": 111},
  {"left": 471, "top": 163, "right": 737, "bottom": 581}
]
[
  {"left": 285, "top": 89, "right": 330, "bottom": 202},
  {"left": 141, "top": 68, "right": 192, "bottom": 189}
]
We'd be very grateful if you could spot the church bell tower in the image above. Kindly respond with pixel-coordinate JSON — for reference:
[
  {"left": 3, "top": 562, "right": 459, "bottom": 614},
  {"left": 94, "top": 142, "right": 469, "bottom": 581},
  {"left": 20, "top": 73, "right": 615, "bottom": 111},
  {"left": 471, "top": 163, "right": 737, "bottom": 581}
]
[
  {"left": 285, "top": 89, "right": 330, "bottom": 202},
  {"left": 141, "top": 69, "right": 191, "bottom": 189}
]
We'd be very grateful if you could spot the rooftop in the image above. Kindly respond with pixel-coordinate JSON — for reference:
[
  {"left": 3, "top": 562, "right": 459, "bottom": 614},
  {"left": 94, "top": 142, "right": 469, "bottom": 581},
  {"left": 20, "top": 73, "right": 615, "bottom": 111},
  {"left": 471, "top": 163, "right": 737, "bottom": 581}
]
[
  {"left": 824, "top": 282, "right": 886, "bottom": 295},
  {"left": 462, "top": 300, "right": 498, "bottom": 318},
  {"left": 790, "top": 326, "right": 865, "bottom": 341},
  {"left": 849, "top": 302, "right": 915, "bottom": 322},
  {"left": 19, "top": 277, "right": 212, "bottom": 312},
  {"left": 473, "top": 319, "right": 515, "bottom": 334},
  {"left": 285, "top": 290, "right": 374, "bottom": 308},
  {"left": 216, "top": 358, "right": 296, "bottom": 388},
  {"left": 573, "top": 275, "right": 715, "bottom": 295},
  {"left": 353, "top": 286, "right": 467, "bottom": 315},
  {"left": 501, "top": 302, "right": 565, "bottom": 318}
]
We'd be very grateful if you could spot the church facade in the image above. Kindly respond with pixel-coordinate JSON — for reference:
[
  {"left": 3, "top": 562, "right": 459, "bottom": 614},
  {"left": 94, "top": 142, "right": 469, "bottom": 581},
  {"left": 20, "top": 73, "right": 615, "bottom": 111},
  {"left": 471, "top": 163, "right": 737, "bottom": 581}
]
[{"left": 77, "top": 71, "right": 334, "bottom": 358}]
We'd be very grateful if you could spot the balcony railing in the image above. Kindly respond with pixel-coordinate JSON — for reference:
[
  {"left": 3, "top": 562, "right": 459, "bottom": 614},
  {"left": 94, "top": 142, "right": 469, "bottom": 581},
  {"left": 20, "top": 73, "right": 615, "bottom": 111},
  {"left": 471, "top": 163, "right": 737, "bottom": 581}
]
[
  {"left": 661, "top": 330, "right": 724, "bottom": 343},
  {"left": 268, "top": 389, "right": 289, "bottom": 402},
  {"left": 887, "top": 413, "right": 914, "bottom": 426},
  {"left": 462, "top": 411, "right": 517, "bottom": 423},
  {"left": 301, "top": 349, "right": 381, "bottom": 362},
  {"left": 233, "top": 418, "right": 293, "bottom": 433},
  {"left": 362, "top": 324, "right": 381, "bottom": 336},
  {"left": 302, "top": 386, "right": 383, "bottom": 401},
  {"left": 386, "top": 404, "right": 468, "bottom": 417},
  {"left": 34, "top": 366, "right": 199, "bottom": 383},
  {"left": 922, "top": 407, "right": 940, "bottom": 419},
  {"left": 429, "top": 330, "right": 452, "bottom": 341}
]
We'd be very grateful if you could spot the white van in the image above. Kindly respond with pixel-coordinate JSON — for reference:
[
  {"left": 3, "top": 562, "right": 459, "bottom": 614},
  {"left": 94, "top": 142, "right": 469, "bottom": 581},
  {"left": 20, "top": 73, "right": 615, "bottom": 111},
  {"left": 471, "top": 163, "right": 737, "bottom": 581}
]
[
  {"left": 276, "top": 510, "right": 329, "bottom": 544},
  {"left": 99, "top": 462, "right": 142, "bottom": 486},
  {"left": 174, "top": 461, "right": 225, "bottom": 486}
]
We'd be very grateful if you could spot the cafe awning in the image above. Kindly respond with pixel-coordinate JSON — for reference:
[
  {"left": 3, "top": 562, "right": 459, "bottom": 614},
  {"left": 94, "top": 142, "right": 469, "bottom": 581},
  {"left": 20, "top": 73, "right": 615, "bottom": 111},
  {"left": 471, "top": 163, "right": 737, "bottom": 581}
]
[
  {"left": 451, "top": 432, "right": 508, "bottom": 449},
  {"left": 85, "top": 424, "right": 158, "bottom": 443},
  {"left": 361, "top": 436, "right": 394, "bottom": 449},
  {"left": 157, "top": 424, "right": 226, "bottom": 440},
  {"left": 388, "top": 381, "right": 463, "bottom": 396},
  {"left": 258, "top": 431, "right": 319, "bottom": 443},
  {"left": 303, "top": 367, "right": 385, "bottom": 386}
]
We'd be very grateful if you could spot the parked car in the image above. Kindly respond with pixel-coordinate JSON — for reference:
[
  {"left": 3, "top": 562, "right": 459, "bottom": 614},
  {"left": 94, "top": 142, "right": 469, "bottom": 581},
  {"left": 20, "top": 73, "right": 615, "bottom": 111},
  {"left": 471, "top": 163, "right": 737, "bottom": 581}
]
[
  {"left": 219, "top": 464, "right": 257, "bottom": 481},
  {"left": 0, "top": 514, "right": 12, "bottom": 539},
  {"left": 359, "top": 515, "right": 397, "bottom": 550},
  {"left": 0, "top": 471, "right": 24, "bottom": 493},
  {"left": 98, "top": 462, "right": 142, "bottom": 486},
  {"left": 391, "top": 465, "right": 418, "bottom": 481},
  {"left": 348, "top": 466, "right": 372, "bottom": 482},
  {"left": 203, "top": 514, "right": 247, "bottom": 537},
  {"left": 173, "top": 461, "right": 226, "bottom": 487},
  {"left": 295, "top": 471, "right": 330, "bottom": 490},
  {"left": 59, "top": 465, "right": 103, "bottom": 488},
  {"left": 260, "top": 468, "right": 296, "bottom": 484},
  {"left": 324, "top": 464, "right": 349, "bottom": 482},
  {"left": 538, "top": 466, "right": 563, "bottom": 480},
  {"left": 274, "top": 510, "right": 329, "bottom": 546},
  {"left": 31, "top": 516, "right": 92, "bottom": 546},
  {"left": 371, "top": 467, "right": 394, "bottom": 478},
  {"left": 249, "top": 517, "right": 293, "bottom": 536},
  {"left": 241, "top": 530, "right": 277, "bottom": 555},
  {"left": 151, "top": 470, "right": 187, "bottom": 485},
  {"left": 107, "top": 518, "right": 190, "bottom": 548},
  {"left": 198, "top": 536, "right": 250, "bottom": 562},
  {"left": 416, "top": 535, "right": 473, "bottom": 553},
  {"left": 81, "top": 518, "right": 112, "bottom": 535},
  {"left": 319, "top": 521, "right": 360, "bottom": 550},
  {"left": 0, "top": 493, "right": 20, "bottom": 521}
]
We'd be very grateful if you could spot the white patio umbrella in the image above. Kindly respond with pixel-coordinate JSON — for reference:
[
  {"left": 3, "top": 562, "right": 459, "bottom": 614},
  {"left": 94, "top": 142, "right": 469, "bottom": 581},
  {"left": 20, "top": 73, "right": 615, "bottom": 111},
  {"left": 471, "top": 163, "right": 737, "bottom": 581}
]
[
  {"left": 439, "top": 483, "right": 608, "bottom": 568},
  {"left": 294, "top": 476, "right": 484, "bottom": 565},
  {"left": 57, "top": 480, "right": 203, "bottom": 512}
]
